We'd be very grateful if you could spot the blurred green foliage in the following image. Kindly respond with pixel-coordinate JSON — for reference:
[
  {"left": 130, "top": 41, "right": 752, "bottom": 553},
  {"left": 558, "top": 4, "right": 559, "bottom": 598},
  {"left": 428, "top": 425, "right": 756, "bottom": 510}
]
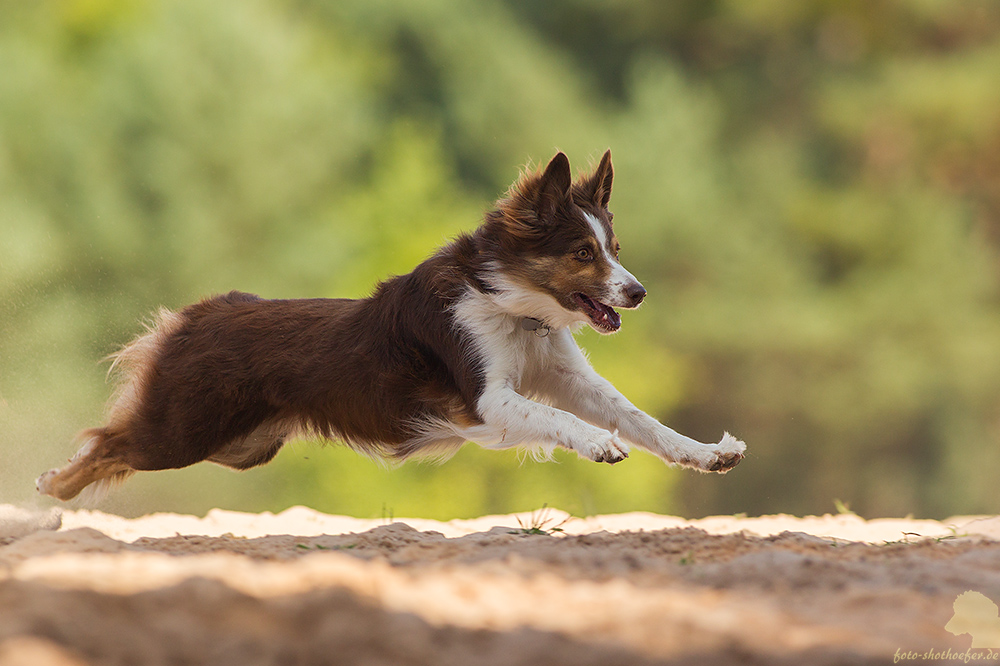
[{"left": 3, "top": 0, "right": 1000, "bottom": 519}]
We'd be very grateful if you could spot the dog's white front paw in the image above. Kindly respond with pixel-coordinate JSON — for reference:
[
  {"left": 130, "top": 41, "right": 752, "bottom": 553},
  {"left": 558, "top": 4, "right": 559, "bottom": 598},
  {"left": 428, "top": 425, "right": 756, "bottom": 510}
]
[
  {"left": 576, "top": 429, "right": 630, "bottom": 465},
  {"left": 666, "top": 432, "right": 746, "bottom": 473},
  {"left": 703, "top": 432, "right": 745, "bottom": 473}
]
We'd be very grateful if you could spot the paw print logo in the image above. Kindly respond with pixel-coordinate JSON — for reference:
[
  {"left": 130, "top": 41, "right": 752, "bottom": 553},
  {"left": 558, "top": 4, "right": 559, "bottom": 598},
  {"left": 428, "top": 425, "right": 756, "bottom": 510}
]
[{"left": 945, "top": 591, "right": 1000, "bottom": 648}]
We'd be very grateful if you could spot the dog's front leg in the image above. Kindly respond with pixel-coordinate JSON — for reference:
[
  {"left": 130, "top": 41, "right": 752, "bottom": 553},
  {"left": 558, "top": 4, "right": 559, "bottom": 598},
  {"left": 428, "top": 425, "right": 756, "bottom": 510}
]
[
  {"left": 548, "top": 371, "right": 744, "bottom": 472},
  {"left": 536, "top": 341, "right": 745, "bottom": 472},
  {"left": 476, "top": 382, "right": 630, "bottom": 464}
]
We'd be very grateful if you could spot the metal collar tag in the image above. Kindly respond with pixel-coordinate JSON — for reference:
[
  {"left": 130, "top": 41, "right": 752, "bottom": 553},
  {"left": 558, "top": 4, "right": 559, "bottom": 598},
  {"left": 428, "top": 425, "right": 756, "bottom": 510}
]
[{"left": 521, "top": 317, "right": 550, "bottom": 337}]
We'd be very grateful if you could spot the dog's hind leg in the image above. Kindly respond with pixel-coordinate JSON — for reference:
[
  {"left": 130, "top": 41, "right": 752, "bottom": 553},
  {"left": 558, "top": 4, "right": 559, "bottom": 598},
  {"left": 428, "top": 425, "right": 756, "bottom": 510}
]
[{"left": 36, "top": 428, "right": 134, "bottom": 502}]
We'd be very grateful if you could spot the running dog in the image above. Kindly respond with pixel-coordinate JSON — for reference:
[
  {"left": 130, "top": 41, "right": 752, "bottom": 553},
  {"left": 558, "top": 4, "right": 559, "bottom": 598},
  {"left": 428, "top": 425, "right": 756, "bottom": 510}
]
[{"left": 37, "top": 150, "right": 746, "bottom": 501}]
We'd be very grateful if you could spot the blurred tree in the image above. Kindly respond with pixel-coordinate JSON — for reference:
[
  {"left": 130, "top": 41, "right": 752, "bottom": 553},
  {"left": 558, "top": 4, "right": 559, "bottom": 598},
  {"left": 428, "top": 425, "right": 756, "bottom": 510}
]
[{"left": 503, "top": 0, "right": 1000, "bottom": 517}]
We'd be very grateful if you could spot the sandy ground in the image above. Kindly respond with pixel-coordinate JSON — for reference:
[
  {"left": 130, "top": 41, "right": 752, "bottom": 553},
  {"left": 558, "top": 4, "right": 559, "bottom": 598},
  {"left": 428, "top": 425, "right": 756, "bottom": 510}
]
[{"left": 2, "top": 505, "right": 1000, "bottom": 665}]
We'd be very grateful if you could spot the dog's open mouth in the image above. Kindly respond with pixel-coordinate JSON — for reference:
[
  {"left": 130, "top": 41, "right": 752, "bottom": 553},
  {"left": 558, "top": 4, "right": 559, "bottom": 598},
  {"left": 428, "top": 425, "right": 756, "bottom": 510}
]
[{"left": 573, "top": 293, "right": 621, "bottom": 332}]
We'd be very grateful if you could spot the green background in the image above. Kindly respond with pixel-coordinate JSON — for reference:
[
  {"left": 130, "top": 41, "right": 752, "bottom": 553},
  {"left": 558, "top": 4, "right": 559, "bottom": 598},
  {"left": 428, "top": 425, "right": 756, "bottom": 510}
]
[{"left": 3, "top": 0, "right": 1000, "bottom": 520}]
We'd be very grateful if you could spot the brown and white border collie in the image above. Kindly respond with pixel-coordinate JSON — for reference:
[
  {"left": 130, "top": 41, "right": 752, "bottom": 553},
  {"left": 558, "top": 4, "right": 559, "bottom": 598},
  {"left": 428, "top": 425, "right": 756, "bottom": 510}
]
[{"left": 37, "top": 150, "right": 746, "bottom": 502}]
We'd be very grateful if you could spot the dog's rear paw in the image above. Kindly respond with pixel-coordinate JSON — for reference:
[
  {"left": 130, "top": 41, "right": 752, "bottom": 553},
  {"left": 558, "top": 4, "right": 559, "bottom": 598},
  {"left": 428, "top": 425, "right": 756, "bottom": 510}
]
[
  {"left": 36, "top": 468, "right": 59, "bottom": 496},
  {"left": 579, "top": 430, "right": 630, "bottom": 465}
]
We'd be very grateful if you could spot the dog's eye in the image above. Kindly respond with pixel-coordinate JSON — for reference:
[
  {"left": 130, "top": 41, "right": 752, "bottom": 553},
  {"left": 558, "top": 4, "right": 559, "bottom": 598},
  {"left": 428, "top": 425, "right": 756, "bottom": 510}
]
[{"left": 575, "top": 248, "right": 593, "bottom": 261}]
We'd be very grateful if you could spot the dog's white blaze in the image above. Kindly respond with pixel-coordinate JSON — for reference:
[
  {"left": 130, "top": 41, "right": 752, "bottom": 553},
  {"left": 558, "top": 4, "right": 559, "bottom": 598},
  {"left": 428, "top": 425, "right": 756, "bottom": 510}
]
[
  {"left": 583, "top": 211, "right": 610, "bottom": 249},
  {"left": 583, "top": 212, "right": 640, "bottom": 306}
]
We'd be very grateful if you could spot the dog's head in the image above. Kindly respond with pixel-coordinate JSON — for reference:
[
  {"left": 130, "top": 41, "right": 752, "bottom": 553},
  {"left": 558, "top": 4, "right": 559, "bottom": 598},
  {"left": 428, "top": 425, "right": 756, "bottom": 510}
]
[{"left": 485, "top": 150, "right": 646, "bottom": 334}]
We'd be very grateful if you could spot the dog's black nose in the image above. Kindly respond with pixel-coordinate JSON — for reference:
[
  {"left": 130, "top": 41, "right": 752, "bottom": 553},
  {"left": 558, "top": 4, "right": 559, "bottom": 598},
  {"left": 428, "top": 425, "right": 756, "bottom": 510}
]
[{"left": 626, "top": 282, "right": 647, "bottom": 306}]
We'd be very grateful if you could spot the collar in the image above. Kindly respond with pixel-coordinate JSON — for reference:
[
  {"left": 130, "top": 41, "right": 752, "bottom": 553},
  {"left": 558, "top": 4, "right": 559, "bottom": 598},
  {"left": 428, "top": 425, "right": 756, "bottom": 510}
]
[{"left": 521, "top": 317, "right": 551, "bottom": 338}]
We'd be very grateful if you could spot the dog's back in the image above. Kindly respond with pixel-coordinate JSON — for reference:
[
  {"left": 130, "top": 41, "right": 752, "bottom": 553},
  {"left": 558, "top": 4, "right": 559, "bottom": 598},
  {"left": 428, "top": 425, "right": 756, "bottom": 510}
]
[{"left": 39, "top": 247, "right": 489, "bottom": 501}]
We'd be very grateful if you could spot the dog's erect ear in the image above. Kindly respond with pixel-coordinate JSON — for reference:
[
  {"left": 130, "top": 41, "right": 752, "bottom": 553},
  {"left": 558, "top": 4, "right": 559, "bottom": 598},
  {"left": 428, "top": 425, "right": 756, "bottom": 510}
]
[
  {"left": 577, "top": 149, "right": 614, "bottom": 209},
  {"left": 536, "top": 152, "right": 572, "bottom": 222},
  {"left": 496, "top": 152, "right": 572, "bottom": 237}
]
